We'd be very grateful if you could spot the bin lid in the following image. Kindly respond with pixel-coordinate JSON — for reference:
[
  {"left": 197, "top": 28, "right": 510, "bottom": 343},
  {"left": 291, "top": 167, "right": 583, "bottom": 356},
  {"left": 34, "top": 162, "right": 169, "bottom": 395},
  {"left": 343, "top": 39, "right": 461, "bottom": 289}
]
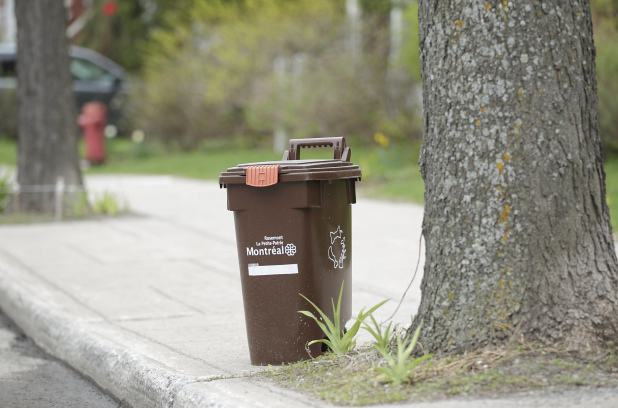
[
  {"left": 219, "top": 137, "right": 362, "bottom": 187},
  {"left": 219, "top": 159, "right": 361, "bottom": 186}
]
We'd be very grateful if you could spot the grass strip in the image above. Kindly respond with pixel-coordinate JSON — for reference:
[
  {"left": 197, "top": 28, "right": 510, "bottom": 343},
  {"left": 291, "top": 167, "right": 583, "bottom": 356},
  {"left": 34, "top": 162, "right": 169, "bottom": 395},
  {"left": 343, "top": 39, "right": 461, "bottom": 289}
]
[{"left": 260, "top": 341, "right": 618, "bottom": 406}]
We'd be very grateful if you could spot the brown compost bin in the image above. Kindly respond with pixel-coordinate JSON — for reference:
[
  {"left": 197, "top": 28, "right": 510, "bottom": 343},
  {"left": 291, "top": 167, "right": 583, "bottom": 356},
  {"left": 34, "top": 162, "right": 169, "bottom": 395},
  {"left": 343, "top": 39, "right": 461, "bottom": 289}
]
[{"left": 219, "top": 137, "right": 361, "bottom": 365}]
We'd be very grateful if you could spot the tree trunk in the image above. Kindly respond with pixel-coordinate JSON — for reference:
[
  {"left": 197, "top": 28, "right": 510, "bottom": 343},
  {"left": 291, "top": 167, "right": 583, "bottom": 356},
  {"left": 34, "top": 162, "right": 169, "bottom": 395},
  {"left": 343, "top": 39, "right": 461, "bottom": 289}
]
[
  {"left": 415, "top": 0, "right": 618, "bottom": 352},
  {"left": 15, "top": 0, "right": 83, "bottom": 213}
]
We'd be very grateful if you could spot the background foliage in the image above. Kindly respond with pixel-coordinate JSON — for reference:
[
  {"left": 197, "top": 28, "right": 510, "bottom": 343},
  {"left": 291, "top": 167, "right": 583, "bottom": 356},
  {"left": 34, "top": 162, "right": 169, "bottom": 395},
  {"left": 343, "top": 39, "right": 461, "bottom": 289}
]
[
  {"left": 592, "top": 0, "right": 618, "bottom": 156},
  {"left": 118, "top": 0, "right": 617, "bottom": 154},
  {"left": 0, "top": 0, "right": 616, "bottom": 155},
  {"left": 125, "top": 0, "right": 422, "bottom": 149},
  {"left": 73, "top": 0, "right": 177, "bottom": 72}
]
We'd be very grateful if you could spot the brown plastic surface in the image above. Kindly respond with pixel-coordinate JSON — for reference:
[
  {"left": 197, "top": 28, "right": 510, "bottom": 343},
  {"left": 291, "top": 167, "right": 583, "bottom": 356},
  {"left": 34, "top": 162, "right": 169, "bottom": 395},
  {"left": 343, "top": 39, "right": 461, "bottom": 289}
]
[
  {"left": 220, "top": 137, "right": 359, "bottom": 365},
  {"left": 246, "top": 165, "right": 279, "bottom": 187},
  {"left": 219, "top": 160, "right": 361, "bottom": 186},
  {"left": 283, "top": 137, "right": 347, "bottom": 161},
  {"left": 228, "top": 180, "right": 353, "bottom": 365}
]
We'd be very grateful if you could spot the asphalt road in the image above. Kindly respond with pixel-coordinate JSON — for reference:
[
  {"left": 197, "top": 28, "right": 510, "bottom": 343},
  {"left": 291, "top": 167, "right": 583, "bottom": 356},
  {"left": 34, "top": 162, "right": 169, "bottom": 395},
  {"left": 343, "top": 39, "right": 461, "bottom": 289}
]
[{"left": 0, "top": 308, "right": 122, "bottom": 408}]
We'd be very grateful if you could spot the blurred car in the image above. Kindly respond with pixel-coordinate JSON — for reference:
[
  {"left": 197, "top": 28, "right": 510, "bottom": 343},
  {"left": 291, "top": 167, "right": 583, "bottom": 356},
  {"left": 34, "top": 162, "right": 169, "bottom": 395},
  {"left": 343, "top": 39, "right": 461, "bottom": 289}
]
[{"left": 0, "top": 43, "right": 128, "bottom": 137}]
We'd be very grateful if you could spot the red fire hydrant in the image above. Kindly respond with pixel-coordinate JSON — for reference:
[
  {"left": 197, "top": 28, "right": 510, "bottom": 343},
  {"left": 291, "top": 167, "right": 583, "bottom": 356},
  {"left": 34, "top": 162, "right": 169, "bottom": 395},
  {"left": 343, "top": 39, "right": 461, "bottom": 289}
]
[{"left": 78, "top": 102, "right": 107, "bottom": 164}]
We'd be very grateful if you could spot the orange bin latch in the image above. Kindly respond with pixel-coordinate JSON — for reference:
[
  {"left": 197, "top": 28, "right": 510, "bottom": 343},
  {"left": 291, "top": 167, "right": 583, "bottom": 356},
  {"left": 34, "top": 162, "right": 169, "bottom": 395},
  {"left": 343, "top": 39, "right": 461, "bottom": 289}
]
[{"left": 246, "top": 165, "right": 280, "bottom": 187}]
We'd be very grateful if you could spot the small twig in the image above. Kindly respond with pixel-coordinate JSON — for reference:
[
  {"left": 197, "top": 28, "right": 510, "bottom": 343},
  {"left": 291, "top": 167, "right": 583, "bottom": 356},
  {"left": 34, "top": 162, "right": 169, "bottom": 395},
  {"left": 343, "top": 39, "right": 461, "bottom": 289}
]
[{"left": 384, "top": 230, "right": 424, "bottom": 322}]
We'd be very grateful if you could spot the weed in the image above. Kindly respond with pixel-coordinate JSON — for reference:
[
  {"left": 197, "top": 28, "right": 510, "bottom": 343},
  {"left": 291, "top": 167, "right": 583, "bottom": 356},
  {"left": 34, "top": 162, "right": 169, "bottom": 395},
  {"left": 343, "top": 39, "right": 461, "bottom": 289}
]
[
  {"left": 67, "top": 190, "right": 130, "bottom": 218},
  {"left": 69, "top": 191, "right": 91, "bottom": 218},
  {"left": 91, "top": 191, "right": 129, "bottom": 215},
  {"left": 374, "top": 322, "right": 434, "bottom": 386},
  {"left": 299, "top": 281, "right": 388, "bottom": 355},
  {"left": 0, "top": 171, "right": 12, "bottom": 212},
  {"left": 262, "top": 340, "right": 618, "bottom": 406},
  {"left": 362, "top": 314, "right": 395, "bottom": 353}
]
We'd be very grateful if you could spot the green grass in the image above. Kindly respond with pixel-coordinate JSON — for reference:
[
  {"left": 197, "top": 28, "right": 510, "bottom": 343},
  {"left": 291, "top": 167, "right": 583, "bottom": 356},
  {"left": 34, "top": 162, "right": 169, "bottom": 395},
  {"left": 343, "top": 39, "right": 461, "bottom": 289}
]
[
  {"left": 0, "top": 138, "right": 16, "bottom": 165},
  {"left": 84, "top": 139, "right": 427, "bottom": 203},
  {"left": 83, "top": 140, "right": 618, "bottom": 233},
  {"left": 87, "top": 147, "right": 282, "bottom": 179},
  {"left": 7, "top": 137, "right": 618, "bottom": 232},
  {"left": 355, "top": 143, "right": 425, "bottom": 202},
  {"left": 85, "top": 138, "right": 283, "bottom": 179},
  {"left": 261, "top": 342, "right": 618, "bottom": 405}
]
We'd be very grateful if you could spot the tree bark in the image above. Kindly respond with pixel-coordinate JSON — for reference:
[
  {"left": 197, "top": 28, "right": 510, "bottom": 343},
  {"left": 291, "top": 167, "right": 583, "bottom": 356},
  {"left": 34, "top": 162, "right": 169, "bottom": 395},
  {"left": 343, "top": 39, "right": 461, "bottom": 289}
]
[
  {"left": 415, "top": 0, "right": 618, "bottom": 352},
  {"left": 15, "top": 0, "right": 83, "bottom": 213}
]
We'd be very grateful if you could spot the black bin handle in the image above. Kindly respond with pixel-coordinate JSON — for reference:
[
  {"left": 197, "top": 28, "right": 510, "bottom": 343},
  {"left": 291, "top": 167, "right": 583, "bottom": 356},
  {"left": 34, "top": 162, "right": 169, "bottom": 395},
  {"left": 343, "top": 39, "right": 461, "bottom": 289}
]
[{"left": 283, "top": 137, "right": 351, "bottom": 162}]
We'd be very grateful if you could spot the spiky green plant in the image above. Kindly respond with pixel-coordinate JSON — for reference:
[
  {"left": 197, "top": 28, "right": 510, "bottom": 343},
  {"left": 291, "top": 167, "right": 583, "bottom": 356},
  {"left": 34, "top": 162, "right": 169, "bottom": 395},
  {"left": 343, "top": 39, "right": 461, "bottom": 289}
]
[
  {"left": 91, "top": 191, "right": 129, "bottom": 215},
  {"left": 299, "top": 281, "right": 388, "bottom": 355},
  {"left": 363, "top": 314, "right": 395, "bottom": 353},
  {"left": 69, "top": 191, "right": 91, "bottom": 218},
  {"left": 375, "top": 322, "right": 433, "bottom": 386},
  {"left": 0, "top": 172, "right": 12, "bottom": 212}
]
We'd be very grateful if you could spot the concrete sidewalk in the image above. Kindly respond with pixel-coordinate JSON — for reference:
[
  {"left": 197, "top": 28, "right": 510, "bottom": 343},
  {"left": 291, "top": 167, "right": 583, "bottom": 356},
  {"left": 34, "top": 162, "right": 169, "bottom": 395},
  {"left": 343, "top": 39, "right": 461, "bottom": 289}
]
[{"left": 0, "top": 175, "right": 616, "bottom": 408}]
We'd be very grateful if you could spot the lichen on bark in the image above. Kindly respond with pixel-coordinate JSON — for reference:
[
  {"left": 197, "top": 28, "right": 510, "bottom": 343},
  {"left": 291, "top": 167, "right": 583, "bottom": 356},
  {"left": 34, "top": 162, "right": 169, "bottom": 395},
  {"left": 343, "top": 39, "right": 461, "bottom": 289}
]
[{"left": 415, "top": 0, "right": 618, "bottom": 353}]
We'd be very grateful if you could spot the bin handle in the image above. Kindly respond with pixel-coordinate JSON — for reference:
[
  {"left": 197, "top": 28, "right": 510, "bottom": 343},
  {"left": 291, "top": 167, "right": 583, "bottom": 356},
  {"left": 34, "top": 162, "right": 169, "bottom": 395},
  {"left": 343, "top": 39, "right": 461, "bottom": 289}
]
[{"left": 283, "top": 137, "right": 351, "bottom": 162}]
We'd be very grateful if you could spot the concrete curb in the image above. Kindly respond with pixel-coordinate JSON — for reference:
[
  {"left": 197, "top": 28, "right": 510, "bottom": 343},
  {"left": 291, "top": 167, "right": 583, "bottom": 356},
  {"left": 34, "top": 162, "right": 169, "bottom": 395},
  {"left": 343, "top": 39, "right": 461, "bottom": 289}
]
[{"left": 0, "top": 251, "right": 228, "bottom": 408}]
